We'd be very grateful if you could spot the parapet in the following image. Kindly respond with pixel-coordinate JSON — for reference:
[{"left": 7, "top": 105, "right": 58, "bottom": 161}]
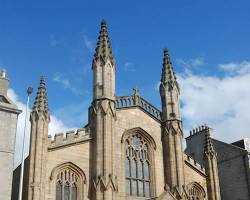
[
  {"left": 48, "top": 127, "right": 91, "bottom": 150},
  {"left": 116, "top": 95, "right": 161, "bottom": 121},
  {"left": 184, "top": 153, "right": 206, "bottom": 174}
]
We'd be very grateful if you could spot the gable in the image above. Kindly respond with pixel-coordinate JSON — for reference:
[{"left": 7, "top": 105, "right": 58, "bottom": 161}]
[{"left": 116, "top": 107, "right": 161, "bottom": 144}]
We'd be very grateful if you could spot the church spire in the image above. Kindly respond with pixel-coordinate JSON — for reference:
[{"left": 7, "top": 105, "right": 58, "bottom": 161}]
[
  {"left": 32, "top": 76, "right": 49, "bottom": 113},
  {"left": 94, "top": 19, "right": 115, "bottom": 65},
  {"left": 161, "top": 48, "right": 177, "bottom": 86}
]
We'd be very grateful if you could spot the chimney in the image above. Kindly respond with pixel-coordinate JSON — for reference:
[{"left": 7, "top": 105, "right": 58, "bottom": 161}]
[{"left": 0, "top": 69, "right": 9, "bottom": 96}]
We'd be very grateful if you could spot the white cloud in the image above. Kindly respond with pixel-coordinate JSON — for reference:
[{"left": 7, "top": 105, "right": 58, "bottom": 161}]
[
  {"left": 53, "top": 102, "right": 88, "bottom": 128},
  {"left": 8, "top": 89, "right": 74, "bottom": 168},
  {"left": 176, "top": 57, "right": 206, "bottom": 68},
  {"left": 83, "top": 35, "right": 94, "bottom": 53},
  {"left": 219, "top": 61, "right": 250, "bottom": 75},
  {"left": 52, "top": 73, "right": 81, "bottom": 95},
  {"left": 124, "top": 62, "right": 136, "bottom": 72},
  {"left": 178, "top": 61, "right": 250, "bottom": 142}
]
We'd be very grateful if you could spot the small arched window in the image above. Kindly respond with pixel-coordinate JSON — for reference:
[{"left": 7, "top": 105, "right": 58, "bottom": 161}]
[
  {"left": 51, "top": 162, "right": 86, "bottom": 200},
  {"left": 187, "top": 182, "right": 206, "bottom": 200},
  {"left": 125, "top": 134, "right": 151, "bottom": 197}
]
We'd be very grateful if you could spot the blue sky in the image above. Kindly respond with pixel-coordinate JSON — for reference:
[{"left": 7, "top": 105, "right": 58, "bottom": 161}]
[{"left": 1, "top": 1, "right": 250, "bottom": 162}]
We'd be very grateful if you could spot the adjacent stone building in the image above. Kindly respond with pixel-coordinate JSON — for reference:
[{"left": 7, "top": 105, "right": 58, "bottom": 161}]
[
  {"left": 0, "top": 70, "right": 21, "bottom": 200},
  {"left": 186, "top": 127, "right": 250, "bottom": 200}
]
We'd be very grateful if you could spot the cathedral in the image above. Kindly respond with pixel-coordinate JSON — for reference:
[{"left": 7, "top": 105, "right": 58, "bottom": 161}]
[{"left": 1, "top": 20, "right": 250, "bottom": 200}]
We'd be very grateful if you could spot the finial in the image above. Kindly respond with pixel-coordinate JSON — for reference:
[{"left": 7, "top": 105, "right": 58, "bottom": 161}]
[
  {"left": 0, "top": 69, "right": 7, "bottom": 79},
  {"left": 163, "top": 48, "right": 169, "bottom": 57},
  {"left": 40, "top": 75, "right": 45, "bottom": 81},
  {"left": 133, "top": 86, "right": 139, "bottom": 96},
  {"left": 101, "top": 19, "right": 107, "bottom": 28},
  {"left": 40, "top": 75, "right": 45, "bottom": 86}
]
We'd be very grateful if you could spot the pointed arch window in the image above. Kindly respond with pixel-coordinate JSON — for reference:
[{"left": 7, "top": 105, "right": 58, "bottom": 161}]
[
  {"left": 55, "top": 169, "right": 79, "bottom": 200},
  {"left": 125, "top": 134, "right": 151, "bottom": 197},
  {"left": 187, "top": 182, "right": 206, "bottom": 200}
]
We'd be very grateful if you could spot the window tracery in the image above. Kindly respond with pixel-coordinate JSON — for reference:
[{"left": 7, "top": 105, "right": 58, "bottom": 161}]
[
  {"left": 187, "top": 182, "right": 206, "bottom": 200},
  {"left": 55, "top": 169, "right": 79, "bottom": 200},
  {"left": 125, "top": 134, "right": 151, "bottom": 197}
]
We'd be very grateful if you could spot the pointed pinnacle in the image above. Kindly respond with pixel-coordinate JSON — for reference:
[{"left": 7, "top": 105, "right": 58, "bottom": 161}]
[
  {"left": 161, "top": 48, "right": 177, "bottom": 84},
  {"left": 32, "top": 76, "right": 49, "bottom": 113},
  {"left": 204, "top": 129, "right": 215, "bottom": 155},
  {"left": 94, "top": 19, "right": 114, "bottom": 65}
]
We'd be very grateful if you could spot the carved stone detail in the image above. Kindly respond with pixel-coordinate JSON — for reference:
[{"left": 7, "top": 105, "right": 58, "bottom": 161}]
[{"left": 93, "top": 175, "right": 118, "bottom": 192}]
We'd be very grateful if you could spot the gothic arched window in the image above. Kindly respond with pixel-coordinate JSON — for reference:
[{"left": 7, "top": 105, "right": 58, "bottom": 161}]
[
  {"left": 187, "top": 182, "right": 206, "bottom": 200},
  {"left": 51, "top": 162, "right": 86, "bottom": 200},
  {"left": 125, "top": 134, "right": 151, "bottom": 197},
  {"left": 55, "top": 169, "right": 79, "bottom": 200}
]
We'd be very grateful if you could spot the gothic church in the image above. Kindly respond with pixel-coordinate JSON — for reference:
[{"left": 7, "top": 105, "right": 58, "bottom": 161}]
[{"left": 3, "top": 20, "right": 224, "bottom": 200}]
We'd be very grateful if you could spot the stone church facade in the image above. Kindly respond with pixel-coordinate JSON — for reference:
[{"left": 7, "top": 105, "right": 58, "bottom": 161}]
[
  {"left": 23, "top": 20, "right": 221, "bottom": 200},
  {"left": 4, "top": 20, "right": 227, "bottom": 200}
]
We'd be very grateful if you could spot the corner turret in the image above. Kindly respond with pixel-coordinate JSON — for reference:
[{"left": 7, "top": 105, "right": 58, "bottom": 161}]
[
  {"left": 89, "top": 20, "right": 117, "bottom": 200},
  {"left": 27, "top": 76, "right": 50, "bottom": 200},
  {"left": 160, "top": 49, "right": 185, "bottom": 197}
]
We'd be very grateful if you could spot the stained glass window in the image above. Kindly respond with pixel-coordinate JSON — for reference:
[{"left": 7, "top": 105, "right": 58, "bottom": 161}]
[{"left": 125, "top": 134, "right": 151, "bottom": 197}]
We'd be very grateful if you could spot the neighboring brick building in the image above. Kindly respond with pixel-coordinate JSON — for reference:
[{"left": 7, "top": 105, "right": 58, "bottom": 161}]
[{"left": 186, "top": 129, "right": 250, "bottom": 200}]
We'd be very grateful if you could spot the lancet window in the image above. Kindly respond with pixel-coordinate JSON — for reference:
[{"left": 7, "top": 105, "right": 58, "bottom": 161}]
[
  {"left": 125, "top": 134, "right": 151, "bottom": 197},
  {"left": 56, "top": 169, "right": 79, "bottom": 200}
]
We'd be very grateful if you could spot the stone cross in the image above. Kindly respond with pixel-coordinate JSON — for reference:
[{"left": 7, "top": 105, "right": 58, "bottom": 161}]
[{"left": 133, "top": 86, "right": 139, "bottom": 96}]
